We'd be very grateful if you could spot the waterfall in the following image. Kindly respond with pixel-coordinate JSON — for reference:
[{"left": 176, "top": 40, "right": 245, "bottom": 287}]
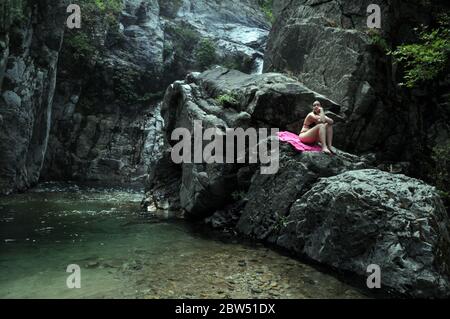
[{"left": 252, "top": 57, "right": 264, "bottom": 75}]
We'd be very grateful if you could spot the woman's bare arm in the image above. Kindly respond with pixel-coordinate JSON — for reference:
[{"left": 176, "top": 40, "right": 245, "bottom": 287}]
[
  {"left": 324, "top": 115, "right": 334, "bottom": 125},
  {"left": 319, "top": 108, "right": 334, "bottom": 125},
  {"left": 305, "top": 113, "right": 317, "bottom": 125},
  {"left": 319, "top": 108, "right": 326, "bottom": 123}
]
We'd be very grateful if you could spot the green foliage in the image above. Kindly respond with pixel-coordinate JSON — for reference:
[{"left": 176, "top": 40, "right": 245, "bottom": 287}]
[
  {"left": 165, "top": 23, "right": 205, "bottom": 67},
  {"left": 112, "top": 68, "right": 141, "bottom": 104},
  {"left": 163, "top": 41, "right": 174, "bottom": 60},
  {"left": 64, "top": 0, "right": 124, "bottom": 63},
  {"left": 111, "top": 68, "right": 164, "bottom": 104},
  {"left": 215, "top": 93, "right": 239, "bottom": 108},
  {"left": 9, "top": 0, "right": 23, "bottom": 24},
  {"left": 231, "top": 190, "right": 247, "bottom": 202},
  {"left": 431, "top": 141, "right": 450, "bottom": 208},
  {"left": 74, "top": 0, "right": 123, "bottom": 29},
  {"left": 139, "top": 91, "right": 166, "bottom": 103},
  {"left": 65, "top": 33, "right": 96, "bottom": 61},
  {"left": 164, "top": 24, "right": 220, "bottom": 71},
  {"left": 159, "top": 0, "right": 183, "bottom": 18},
  {"left": 388, "top": 15, "right": 450, "bottom": 88},
  {"left": 165, "top": 24, "right": 200, "bottom": 58},
  {"left": 166, "top": 24, "right": 217, "bottom": 70},
  {"left": 367, "top": 29, "right": 390, "bottom": 52},
  {"left": 195, "top": 38, "right": 218, "bottom": 70},
  {"left": 258, "top": 0, "right": 274, "bottom": 24},
  {"left": 0, "top": 0, "right": 25, "bottom": 31},
  {"left": 93, "top": 0, "right": 123, "bottom": 13},
  {"left": 222, "top": 59, "right": 241, "bottom": 70},
  {"left": 432, "top": 141, "right": 450, "bottom": 192},
  {"left": 273, "top": 213, "right": 289, "bottom": 233}
]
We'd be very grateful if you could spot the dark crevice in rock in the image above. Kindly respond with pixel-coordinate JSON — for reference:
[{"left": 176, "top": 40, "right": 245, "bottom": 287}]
[{"left": 309, "top": 0, "right": 335, "bottom": 8}]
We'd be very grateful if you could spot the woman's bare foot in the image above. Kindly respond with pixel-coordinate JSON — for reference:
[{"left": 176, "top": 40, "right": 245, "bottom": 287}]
[
  {"left": 328, "top": 146, "right": 336, "bottom": 154},
  {"left": 322, "top": 146, "right": 332, "bottom": 155}
]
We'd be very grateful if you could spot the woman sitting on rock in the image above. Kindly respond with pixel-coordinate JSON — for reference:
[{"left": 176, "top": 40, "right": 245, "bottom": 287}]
[{"left": 299, "top": 101, "right": 335, "bottom": 155}]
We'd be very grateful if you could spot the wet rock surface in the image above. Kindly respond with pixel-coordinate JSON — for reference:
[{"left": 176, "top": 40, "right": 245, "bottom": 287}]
[
  {"left": 42, "top": 94, "right": 165, "bottom": 184},
  {"left": 1, "top": 0, "right": 449, "bottom": 300},
  {"left": 236, "top": 154, "right": 450, "bottom": 297},
  {"left": 0, "top": 0, "right": 270, "bottom": 192}
]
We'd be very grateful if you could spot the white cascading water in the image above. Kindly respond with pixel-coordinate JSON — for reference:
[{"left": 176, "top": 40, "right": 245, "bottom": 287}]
[{"left": 253, "top": 58, "right": 264, "bottom": 75}]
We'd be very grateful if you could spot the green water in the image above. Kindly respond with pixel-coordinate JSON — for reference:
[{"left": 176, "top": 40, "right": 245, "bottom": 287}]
[{"left": 0, "top": 183, "right": 368, "bottom": 299}]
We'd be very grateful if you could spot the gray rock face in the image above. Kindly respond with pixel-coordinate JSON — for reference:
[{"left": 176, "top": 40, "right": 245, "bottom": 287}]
[
  {"left": 143, "top": 148, "right": 182, "bottom": 214},
  {"left": 39, "top": 0, "right": 270, "bottom": 186},
  {"left": 0, "top": 0, "right": 67, "bottom": 194},
  {"left": 276, "top": 169, "right": 450, "bottom": 298},
  {"left": 41, "top": 90, "right": 164, "bottom": 184},
  {"left": 237, "top": 144, "right": 369, "bottom": 242},
  {"left": 161, "top": 0, "right": 270, "bottom": 75},
  {"left": 265, "top": 0, "right": 396, "bottom": 156},
  {"left": 111, "top": 0, "right": 270, "bottom": 91},
  {"left": 265, "top": 0, "right": 450, "bottom": 165}
]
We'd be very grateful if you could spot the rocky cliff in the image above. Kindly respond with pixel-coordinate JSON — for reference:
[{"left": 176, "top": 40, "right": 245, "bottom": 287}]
[
  {"left": 0, "top": 0, "right": 68, "bottom": 194},
  {"left": 40, "top": 0, "right": 271, "bottom": 185},
  {"left": 0, "top": 0, "right": 270, "bottom": 192}
]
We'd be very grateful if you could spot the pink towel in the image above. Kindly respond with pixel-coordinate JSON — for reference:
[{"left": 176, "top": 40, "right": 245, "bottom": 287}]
[{"left": 277, "top": 131, "right": 322, "bottom": 152}]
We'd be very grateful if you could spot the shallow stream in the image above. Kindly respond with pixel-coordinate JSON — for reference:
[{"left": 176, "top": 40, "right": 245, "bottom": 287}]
[{"left": 0, "top": 183, "right": 368, "bottom": 299}]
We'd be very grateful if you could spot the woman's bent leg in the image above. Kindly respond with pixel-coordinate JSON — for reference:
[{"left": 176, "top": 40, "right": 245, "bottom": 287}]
[
  {"left": 326, "top": 123, "right": 334, "bottom": 151},
  {"left": 318, "top": 125, "right": 331, "bottom": 154},
  {"left": 299, "top": 125, "right": 322, "bottom": 144},
  {"left": 300, "top": 124, "right": 330, "bottom": 154}
]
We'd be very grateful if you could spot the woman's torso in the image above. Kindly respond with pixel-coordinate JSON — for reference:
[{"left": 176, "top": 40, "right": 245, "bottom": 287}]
[{"left": 300, "top": 113, "right": 318, "bottom": 134}]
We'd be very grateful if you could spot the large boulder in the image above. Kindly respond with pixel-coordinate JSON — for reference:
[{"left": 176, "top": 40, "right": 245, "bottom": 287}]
[
  {"left": 237, "top": 144, "right": 369, "bottom": 242},
  {"left": 151, "top": 67, "right": 341, "bottom": 218},
  {"left": 276, "top": 169, "right": 450, "bottom": 298}
]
